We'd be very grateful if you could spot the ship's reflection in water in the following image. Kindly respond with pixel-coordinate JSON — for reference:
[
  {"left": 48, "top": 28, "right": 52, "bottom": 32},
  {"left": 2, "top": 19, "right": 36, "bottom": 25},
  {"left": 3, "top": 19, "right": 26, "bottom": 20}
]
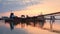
[
  {"left": 0, "top": 20, "right": 60, "bottom": 34},
  {"left": 0, "top": 20, "right": 28, "bottom": 34}
]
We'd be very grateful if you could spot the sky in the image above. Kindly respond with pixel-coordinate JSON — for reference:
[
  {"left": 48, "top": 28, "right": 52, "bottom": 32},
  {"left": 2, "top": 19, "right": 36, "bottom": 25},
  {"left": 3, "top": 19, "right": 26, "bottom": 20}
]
[
  {"left": 0, "top": 0, "right": 60, "bottom": 17},
  {"left": 1, "top": 0, "right": 42, "bottom": 12}
]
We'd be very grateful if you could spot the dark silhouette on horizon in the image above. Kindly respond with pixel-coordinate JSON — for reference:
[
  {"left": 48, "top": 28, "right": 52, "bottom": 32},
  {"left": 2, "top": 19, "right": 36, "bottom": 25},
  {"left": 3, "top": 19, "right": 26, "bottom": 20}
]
[{"left": 2, "top": 12, "right": 60, "bottom": 30}]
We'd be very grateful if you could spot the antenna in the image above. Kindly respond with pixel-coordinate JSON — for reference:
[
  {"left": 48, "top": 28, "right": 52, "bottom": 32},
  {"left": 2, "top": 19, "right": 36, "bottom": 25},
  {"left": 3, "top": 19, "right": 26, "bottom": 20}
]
[{"left": 40, "top": 11, "right": 43, "bottom": 15}]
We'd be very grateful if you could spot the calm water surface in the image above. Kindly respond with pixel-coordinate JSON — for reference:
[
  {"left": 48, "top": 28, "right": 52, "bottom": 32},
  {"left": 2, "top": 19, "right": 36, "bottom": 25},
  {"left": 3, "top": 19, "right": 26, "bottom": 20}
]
[{"left": 0, "top": 20, "right": 60, "bottom": 34}]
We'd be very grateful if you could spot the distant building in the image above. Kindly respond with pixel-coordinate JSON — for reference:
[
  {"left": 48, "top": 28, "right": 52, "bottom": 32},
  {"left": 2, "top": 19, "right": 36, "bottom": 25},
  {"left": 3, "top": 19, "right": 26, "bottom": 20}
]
[
  {"left": 2, "top": 16, "right": 9, "bottom": 20},
  {"left": 21, "top": 15, "right": 25, "bottom": 18},
  {"left": 10, "top": 13, "right": 15, "bottom": 18}
]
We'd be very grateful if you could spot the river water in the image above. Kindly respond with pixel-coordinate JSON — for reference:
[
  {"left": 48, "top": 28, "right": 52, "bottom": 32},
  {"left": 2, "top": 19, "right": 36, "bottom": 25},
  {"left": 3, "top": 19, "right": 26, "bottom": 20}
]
[{"left": 0, "top": 20, "right": 60, "bottom": 34}]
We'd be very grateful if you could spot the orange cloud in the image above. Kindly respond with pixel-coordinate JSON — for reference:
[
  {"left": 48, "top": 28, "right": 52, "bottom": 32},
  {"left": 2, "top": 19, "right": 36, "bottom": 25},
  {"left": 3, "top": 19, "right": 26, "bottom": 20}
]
[{"left": 0, "top": 0, "right": 60, "bottom": 17}]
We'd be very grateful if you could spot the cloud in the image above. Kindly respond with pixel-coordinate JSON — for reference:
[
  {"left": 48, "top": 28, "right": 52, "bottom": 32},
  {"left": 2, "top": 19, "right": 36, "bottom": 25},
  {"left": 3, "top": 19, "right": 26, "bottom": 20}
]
[{"left": 0, "top": 0, "right": 42, "bottom": 12}]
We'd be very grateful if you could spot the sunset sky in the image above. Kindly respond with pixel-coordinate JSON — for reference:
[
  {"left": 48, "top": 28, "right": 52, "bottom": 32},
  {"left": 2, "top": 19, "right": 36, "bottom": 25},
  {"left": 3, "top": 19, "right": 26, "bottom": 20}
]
[
  {"left": 0, "top": 0, "right": 60, "bottom": 34},
  {"left": 0, "top": 0, "right": 60, "bottom": 17}
]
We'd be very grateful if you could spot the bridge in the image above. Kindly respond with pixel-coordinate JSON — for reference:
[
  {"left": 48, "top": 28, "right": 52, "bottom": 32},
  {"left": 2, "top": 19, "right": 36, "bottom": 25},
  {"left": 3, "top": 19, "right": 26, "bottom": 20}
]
[{"left": 0, "top": 12, "right": 60, "bottom": 30}]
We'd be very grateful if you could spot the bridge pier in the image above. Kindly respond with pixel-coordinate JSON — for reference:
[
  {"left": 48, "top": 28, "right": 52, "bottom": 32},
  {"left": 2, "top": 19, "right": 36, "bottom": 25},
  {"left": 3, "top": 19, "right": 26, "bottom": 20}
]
[{"left": 50, "top": 16, "right": 55, "bottom": 31}]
